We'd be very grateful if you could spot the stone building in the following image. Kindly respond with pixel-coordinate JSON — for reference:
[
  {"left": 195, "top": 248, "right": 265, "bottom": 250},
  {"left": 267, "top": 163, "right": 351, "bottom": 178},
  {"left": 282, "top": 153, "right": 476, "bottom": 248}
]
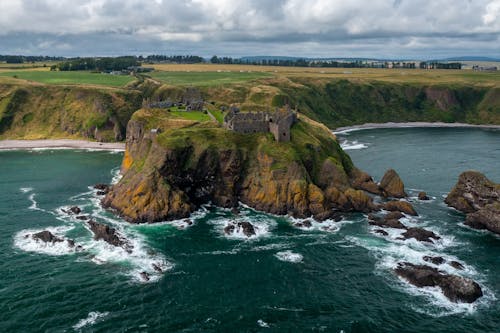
[
  {"left": 143, "top": 87, "right": 204, "bottom": 111},
  {"left": 223, "top": 105, "right": 297, "bottom": 142}
]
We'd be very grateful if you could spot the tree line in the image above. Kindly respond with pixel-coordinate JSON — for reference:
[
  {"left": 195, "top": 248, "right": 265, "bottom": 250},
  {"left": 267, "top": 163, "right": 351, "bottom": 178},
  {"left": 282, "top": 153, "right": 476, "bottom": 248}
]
[
  {"left": 53, "top": 57, "right": 139, "bottom": 71},
  {"left": 0, "top": 55, "right": 64, "bottom": 64}
]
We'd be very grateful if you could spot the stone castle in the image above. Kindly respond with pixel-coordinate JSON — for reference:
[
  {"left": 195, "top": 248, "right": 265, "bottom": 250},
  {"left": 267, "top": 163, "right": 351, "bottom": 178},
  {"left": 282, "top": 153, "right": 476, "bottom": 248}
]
[{"left": 223, "top": 105, "right": 297, "bottom": 142}]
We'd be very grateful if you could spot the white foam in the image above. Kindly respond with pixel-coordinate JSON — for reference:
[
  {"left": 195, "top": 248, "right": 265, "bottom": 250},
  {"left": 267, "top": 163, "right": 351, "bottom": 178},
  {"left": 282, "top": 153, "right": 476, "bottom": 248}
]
[
  {"left": 257, "top": 319, "right": 270, "bottom": 328},
  {"left": 274, "top": 250, "right": 303, "bottom": 263},
  {"left": 209, "top": 213, "right": 276, "bottom": 240},
  {"left": 20, "top": 187, "right": 33, "bottom": 193},
  {"left": 73, "top": 311, "right": 109, "bottom": 330},
  {"left": 340, "top": 139, "right": 369, "bottom": 150},
  {"left": 14, "top": 226, "right": 78, "bottom": 256},
  {"left": 110, "top": 166, "right": 122, "bottom": 184},
  {"left": 289, "top": 216, "right": 352, "bottom": 233}
]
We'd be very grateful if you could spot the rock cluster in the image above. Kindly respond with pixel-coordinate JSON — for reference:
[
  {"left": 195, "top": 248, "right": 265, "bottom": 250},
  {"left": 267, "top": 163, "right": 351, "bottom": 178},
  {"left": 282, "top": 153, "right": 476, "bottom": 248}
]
[
  {"left": 87, "top": 220, "right": 133, "bottom": 253},
  {"left": 395, "top": 262, "right": 482, "bottom": 303},
  {"left": 445, "top": 171, "right": 500, "bottom": 235}
]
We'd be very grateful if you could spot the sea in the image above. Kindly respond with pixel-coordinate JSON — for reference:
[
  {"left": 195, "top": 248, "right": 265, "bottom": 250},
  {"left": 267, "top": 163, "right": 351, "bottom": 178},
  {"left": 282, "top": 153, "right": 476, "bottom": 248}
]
[{"left": 0, "top": 127, "right": 499, "bottom": 332}]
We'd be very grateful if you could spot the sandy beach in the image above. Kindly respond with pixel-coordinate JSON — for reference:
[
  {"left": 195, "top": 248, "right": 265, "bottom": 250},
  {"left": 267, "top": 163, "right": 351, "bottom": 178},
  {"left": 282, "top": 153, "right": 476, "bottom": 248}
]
[
  {"left": 0, "top": 139, "right": 125, "bottom": 151},
  {"left": 333, "top": 122, "right": 500, "bottom": 134}
]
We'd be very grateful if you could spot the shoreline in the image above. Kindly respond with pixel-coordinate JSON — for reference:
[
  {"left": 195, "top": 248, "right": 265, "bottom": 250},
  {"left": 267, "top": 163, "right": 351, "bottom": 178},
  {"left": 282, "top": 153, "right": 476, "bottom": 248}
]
[
  {"left": 333, "top": 122, "right": 500, "bottom": 134},
  {"left": 0, "top": 139, "right": 125, "bottom": 151}
]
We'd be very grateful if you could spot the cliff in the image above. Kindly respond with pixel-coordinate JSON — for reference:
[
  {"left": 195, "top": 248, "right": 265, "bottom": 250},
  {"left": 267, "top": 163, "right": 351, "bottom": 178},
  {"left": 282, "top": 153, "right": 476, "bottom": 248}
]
[
  {"left": 0, "top": 84, "right": 142, "bottom": 141},
  {"left": 102, "top": 109, "right": 378, "bottom": 222}
]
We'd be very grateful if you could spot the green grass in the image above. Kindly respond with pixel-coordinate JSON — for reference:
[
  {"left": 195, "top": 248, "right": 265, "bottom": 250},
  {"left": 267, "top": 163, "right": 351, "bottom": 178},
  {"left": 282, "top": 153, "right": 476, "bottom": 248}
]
[
  {"left": 149, "top": 71, "right": 272, "bottom": 86},
  {"left": 210, "top": 110, "right": 225, "bottom": 123},
  {"left": 169, "top": 110, "right": 212, "bottom": 122},
  {"left": 0, "top": 71, "right": 136, "bottom": 87}
]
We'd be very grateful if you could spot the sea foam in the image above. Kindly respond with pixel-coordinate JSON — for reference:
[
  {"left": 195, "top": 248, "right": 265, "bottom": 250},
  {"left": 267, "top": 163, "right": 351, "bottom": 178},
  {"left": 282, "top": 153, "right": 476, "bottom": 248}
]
[{"left": 73, "top": 311, "right": 109, "bottom": 330}]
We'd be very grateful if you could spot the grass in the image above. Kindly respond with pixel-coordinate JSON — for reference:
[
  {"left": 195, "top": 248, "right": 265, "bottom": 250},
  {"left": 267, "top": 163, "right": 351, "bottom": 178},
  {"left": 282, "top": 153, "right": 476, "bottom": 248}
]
[
  {"left": 0, "top": 70, "right": 136, "bottom": 87},
  {"left": 169, "top": 110, "right": 212, "bottom": 122},
  {"left": 210, "top": 109, "right": 225, "bottom": 123},
  {"left": 149, "top": 70, "right": 272, "bottom": 86}
]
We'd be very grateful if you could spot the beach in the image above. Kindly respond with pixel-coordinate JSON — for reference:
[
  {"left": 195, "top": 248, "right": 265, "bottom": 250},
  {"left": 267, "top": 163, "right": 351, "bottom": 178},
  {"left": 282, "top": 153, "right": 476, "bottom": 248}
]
[{"left": 0, "top": 139, "right": 125, "bottom": 151}]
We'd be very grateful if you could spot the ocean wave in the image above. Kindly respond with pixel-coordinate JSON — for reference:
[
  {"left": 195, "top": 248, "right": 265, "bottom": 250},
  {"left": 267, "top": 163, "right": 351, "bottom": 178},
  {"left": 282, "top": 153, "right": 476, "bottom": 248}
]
[
  {"left": 208, "top": 212, "right": 277, "bottom": 240},
  {"left": 274, "top": 250, "right": 303, "bottom": 263},
  {"left": 339, "top": 139, "right": 369, "bottom": 150},
  {"left": 20, "top": 187, "right": 33, "bottom": 193},
  {"left": 13, "top": 226, "right": 78, "bottom": 256},
  {"left": 73, "top": 311, "right": 109, "bottom": 331}
]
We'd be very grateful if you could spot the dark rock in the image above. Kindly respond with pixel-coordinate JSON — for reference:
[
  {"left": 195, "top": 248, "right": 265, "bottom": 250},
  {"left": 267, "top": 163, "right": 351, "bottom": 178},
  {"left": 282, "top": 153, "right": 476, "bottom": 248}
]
[
  {"left": 332, "top": 213, "right": 343, "bottom": 222},
  {"left": 183, "top": 219, "right": 193, "bottom": 226},
  {"left": 400, "top": 227, "right": 440, "bottom": 243},
  {"left": 224, "top": 224, "right": 235, "bottom": 235},
  {"left": 449, "top": 261, "right": 465, "bottom": 270},
  {"left": 383, "top": 201, "right": 418, "bottom": 216},
  {"left": 394, "top": 262, "right": 482, "bottom": 303},
  {"left": 379, "top": 169, "right": 407, "bottom": 198},
  {"left": 94, "top": 183, "right": 109, "bottom": 191},
  {"left": 423, "top": 256, "right": 445, "bottom": 265},
  {"left": 313, "top": 210, "right": 336, "bottom": 221},
  {"left": 96, "top": 191, "right": 107, "bottom": 196},
  {"left": 32, "top": 230, "right": 63, "bottom": 243},
  {"left": 302, "top": 220, "right": 312, "bottom": 228},
  {"left": 64, "top": 206, "right": 81, "bottom": 215},
  {"left": 75, "top": 245, "right": 83, "bottom": 252},
  {"left": 140, "top": 271, "right": 150, "bottom": 281},
  {"left": 87, "top": 220, "right": 132, "bottom": 252},
  {"left": 66, "top": 239, "right": 75, "bottom": 248},
  {"left": 370, "top": 218, "right": 406, "bottom": 229},
  {"left": 385, "top": 211, "right": 405, "bottom": 221},
  {"left": 238, "top": 221, "right": 256, "bottom": 237},
  {"left": 152, "top": 263, "right": 163, "bottom": 273},
  {"left": 418, "top": 192, "right": 430, "bottom": 200},
  {"left": 76, "top": 215, "right": 88, "bottom": 220},
  {"left": 374, "top": 229, "right": 389, "bottom": 236},
  {"left": 231, "top": 207, "right": 240, "bottom": 215}
]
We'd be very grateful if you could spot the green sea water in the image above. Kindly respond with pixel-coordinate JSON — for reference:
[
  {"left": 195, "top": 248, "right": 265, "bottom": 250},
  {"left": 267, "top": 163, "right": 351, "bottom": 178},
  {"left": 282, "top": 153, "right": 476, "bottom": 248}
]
[{"left": 0, "top": 127, "right": 499, "bottom": 333}]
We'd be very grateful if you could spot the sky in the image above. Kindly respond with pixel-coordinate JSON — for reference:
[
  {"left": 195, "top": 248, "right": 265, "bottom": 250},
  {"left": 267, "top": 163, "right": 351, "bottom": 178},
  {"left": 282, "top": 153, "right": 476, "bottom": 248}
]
[{"left": 0, "top": 0, "right": 499, "bottom": 59}]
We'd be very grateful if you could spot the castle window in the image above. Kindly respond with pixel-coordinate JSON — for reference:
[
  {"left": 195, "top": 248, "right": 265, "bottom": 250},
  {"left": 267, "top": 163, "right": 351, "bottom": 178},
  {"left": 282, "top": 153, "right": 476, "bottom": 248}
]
[
  {"left": 283, "top": 132, "right": 286, "bottom": 136},
  {"left": 269, "top": 118, "right": 273, "bottom": 123}
]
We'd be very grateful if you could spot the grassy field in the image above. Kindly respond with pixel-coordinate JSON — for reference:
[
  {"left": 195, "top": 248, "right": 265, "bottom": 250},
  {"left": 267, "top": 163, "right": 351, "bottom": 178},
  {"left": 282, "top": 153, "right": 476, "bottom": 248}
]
[
  {"left": 150, "top": 63, "right": 500, "bottom": 87},
  {"left": 169, "top": 110, "right": 212, "bottom": 122},
  {"left": 0, "top": 70, "right": 136, "bottom": 87},
  {"left": 149, "top": 70, "right": 272, "bottom": 86}
]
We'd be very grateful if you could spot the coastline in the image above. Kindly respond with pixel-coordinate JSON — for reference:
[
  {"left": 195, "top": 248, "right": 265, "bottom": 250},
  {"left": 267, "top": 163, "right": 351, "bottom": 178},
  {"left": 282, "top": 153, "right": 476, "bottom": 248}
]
[
  {"left": 0, "top": 139, "right": 125, "bottom": 151},
  {"left": 333, "top": 122, "right": 500, "bottom": 134}
]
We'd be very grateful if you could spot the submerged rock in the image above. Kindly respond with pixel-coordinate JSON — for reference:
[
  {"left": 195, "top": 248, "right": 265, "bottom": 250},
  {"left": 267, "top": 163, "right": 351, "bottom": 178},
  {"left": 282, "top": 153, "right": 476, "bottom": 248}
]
[
  {"left": 418, "top": 192, "right": 430, "bottom": 201},
  {"left": 395, "top": 262, "right": 482, "bottom": 303},
  {"left": 32, "top": 230, "right": 63, "bottom": 243},
  {"left": 374, "top": 229, "right": 389, "bottom": 236},
  {"left": 445, "top": 171, "right": 500, "bottom": 235},
  {"left": 140, "top": 271, "right": 150, "bottom": 281},
  {"left": 224, "top": 221, "right": 257, "bottom": 237},
  {"left": 379, "top": 169, "right": 407, "bottom": 198},
  {"left": 449, "top": 261, "right": 465, "bottom": 270},
  {"left": 76, "top": 215, "right": 89, "bottom": 220},
  {"left": 423, "top": 256, "right": 445, "bottom": 265},
  {"left": 62, "top": 206, "right": 82, "bottom": 215},
  {"left": 87, "top": 220, "right": 132, "bottom": 252}
]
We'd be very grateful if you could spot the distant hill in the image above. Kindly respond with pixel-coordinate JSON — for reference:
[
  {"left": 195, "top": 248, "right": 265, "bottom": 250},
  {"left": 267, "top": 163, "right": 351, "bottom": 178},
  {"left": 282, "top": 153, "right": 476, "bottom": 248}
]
[{"left": 434, "top": 56, "right": 500, "bottom": 62}]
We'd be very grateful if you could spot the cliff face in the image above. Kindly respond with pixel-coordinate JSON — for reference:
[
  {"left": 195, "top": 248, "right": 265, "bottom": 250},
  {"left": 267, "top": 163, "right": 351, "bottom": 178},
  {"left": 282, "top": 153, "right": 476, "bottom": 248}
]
[
  {"left": 0, "top": 84, "right": 142, "bottom": 140},
  {"left": 103, "top": 110, "right": 378, "bottom": 223}
]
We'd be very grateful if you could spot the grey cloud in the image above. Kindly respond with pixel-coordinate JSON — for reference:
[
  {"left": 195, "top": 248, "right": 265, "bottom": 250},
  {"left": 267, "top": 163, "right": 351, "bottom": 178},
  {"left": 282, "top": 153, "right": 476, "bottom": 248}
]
[{"left": 0, "top": 0, "right": 498, "bottom": 58}]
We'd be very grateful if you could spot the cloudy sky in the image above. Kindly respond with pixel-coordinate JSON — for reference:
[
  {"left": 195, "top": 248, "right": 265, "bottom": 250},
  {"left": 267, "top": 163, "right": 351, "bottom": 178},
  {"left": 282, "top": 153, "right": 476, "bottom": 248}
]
[{"left": 1, "top": 0, "right": 499, "bottom": 59}]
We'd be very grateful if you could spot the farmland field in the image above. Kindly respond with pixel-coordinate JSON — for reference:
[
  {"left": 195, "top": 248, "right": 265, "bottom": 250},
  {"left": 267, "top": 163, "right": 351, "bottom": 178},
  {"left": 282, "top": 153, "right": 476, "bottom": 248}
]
[
  {"left": 0, "top": 70, "right": 136, "bottom": 87},
  {"left": 149, "top": 70, "right": 272, "bottom": 86}
]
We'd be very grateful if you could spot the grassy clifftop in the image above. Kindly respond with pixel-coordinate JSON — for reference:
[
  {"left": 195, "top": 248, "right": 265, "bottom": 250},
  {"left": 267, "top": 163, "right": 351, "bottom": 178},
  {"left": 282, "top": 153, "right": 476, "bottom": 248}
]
[{"left": 0, "top": 84, "right": 142, "bottom": 140}]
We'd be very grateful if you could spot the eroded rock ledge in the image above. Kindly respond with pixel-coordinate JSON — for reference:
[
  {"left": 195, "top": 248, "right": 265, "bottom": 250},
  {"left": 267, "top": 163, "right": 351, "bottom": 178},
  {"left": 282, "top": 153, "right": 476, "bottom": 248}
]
[{"left": 445, "top": 171, "right": 500, "bottom": 234}]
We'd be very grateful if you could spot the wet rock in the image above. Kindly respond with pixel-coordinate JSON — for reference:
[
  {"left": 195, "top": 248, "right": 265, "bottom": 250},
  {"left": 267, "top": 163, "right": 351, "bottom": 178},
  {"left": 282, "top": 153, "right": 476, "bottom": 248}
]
[
  {"left": 224, "top": 224, "right": 235, "bottom": 235},
  {"left": 96, "top": 191, "right": 107, "bottom": 196},
  {"left": 140, "top": 271, "right": 150, "bottom": 281},
  {"left": 63, "top": 206, "right": 82, "bottom": 215},
  {"left": 238, "top": 221, "right": 256, "bottom": 237},
  {"left": 418, "top": 192, "right": 430, "bottom": 200},
  {"left": 385, "top": 211, "right": 405, "bottom": 221},
  {"left": 423, "top": 256, "right": 445, "bottom": 265},
  {"left": 94, "top": 183, "right": 109, "bottom": 191},
  {"left": 32, "top": 230, "right": 63, "bottom": 243},
  {"left": 465, "top": 203, "right": 500, "bottom": 234},
  {"left": 374, "top": 229, "right": 389, "bottom": 236},
  {"left": 183, "top": 219, "right": 193, "bottom": 226},
  {"left": 400, "top": 227, "right": 440, "bottom": 243},
  {"left": 449, "top": 261, "right": 465, "bottom": 270},
  {"left": 87, "top": 220, "right": 132, "bottom": 252},
  {"left": 231, "top": 207, "right": 240, "bottom": 215},
  {"left": 66, "top": 239, "right": 75, "bottom": 248},
  {"left": 368, "top": 212, "right": 406, "bottom": 229},
  {"left": 152, "top": 263, "right": 163, "bottom": 273},
  {"left": 76, "top": 215, "right": 89, "bottom": 220},
  {"left": 395, "top": 262, "right": 482, "bottom": 303},
  {"left": 383, "top": 201, "right": 418, "bottom": 216},
  {"left": 379, "top": 169, "right": 407, "bottom": 198},
  {"left": 295, "top": 219, "right": 313, "bottom": 228}
]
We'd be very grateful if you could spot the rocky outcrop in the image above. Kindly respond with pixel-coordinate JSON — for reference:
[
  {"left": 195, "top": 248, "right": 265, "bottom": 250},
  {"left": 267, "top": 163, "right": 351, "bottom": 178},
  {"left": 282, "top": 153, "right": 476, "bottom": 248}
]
[
  {"left": 379, "top": 169, "right": 407, "bottom": 198},
  {"left": 418, "top": 192, "right": 430, "bottom": 200},
  {"left": 224, "top": 221, "right": 257, "bottom": 237},
  {"left": 103, "top": 116, "right": 380, "bottom": 223},
  {"left": 382, "top": 200, "right": 418, "bottom": 216},
  {"left": 87, "top": 220, "right": 132, "bottom": 252},
  {"left": 399, "top": 227, "right": 440, "bottom": 243},
  {"left": 445, "top": 171, "right": 500, "bottom": 234},
  {"left": 395, "top": 262, "right": 483, "bottom": 303},
  {"left": 32, "top": 230, "right": 63, "bottom": 243}
]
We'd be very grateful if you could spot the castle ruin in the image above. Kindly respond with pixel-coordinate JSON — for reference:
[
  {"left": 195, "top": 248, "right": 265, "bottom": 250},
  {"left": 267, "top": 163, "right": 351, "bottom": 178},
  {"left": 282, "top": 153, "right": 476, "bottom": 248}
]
[{"left": 223, "top": 106, "right": 297, "bottom": 142}]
